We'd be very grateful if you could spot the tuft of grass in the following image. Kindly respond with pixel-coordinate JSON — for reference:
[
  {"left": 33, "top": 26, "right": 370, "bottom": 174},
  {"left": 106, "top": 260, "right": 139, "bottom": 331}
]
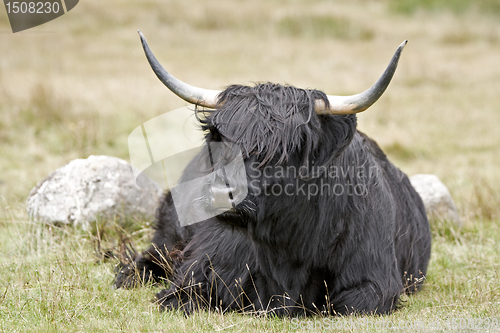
[
  {"left": 20, "top": 83, "right": 102, "bottom": 154},
  {"left": 278, "top": 14, "right": 374, "bottom": 41},
  {"left": 23, "top": 84, "right": 68, "bottom": 126},
  {"left": 430, "top": 218, "right": 462, "bottom": 243}
]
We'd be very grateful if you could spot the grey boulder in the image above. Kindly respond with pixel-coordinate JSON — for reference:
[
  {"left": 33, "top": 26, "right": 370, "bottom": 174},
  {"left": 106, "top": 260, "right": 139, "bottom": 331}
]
[
  {"left": 410, "top": 174, "right": 461, "bottom": 226},
  {"left": 27, "top": 155, "right": 162, "bottom": 229}
]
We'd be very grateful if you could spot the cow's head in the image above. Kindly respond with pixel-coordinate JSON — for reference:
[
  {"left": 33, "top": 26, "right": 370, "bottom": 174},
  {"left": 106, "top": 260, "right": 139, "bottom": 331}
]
[{"left": 138, "top": 32, "right": 406, "bottom": 226}]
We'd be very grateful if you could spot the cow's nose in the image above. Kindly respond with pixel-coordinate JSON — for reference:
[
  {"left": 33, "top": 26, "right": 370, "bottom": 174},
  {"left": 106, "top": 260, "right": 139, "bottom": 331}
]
[{"left": 210, "top": 185, "right": 235, "bottom": 211}]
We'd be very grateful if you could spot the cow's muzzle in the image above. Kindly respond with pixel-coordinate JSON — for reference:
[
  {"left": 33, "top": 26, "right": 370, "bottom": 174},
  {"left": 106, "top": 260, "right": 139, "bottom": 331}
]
[{"left": 210, "top": 184, "right": 236, "bottom": 212}]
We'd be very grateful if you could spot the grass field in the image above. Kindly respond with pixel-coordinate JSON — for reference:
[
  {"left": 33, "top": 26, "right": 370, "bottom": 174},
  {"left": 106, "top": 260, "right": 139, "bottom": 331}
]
[{"left": 1, "top": 0, "right": 500, "bottom": 331}]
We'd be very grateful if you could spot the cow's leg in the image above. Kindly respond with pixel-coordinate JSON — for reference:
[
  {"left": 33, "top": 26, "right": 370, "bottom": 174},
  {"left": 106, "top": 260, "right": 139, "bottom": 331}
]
[
  {"left": 329, "top": 280, "right": 400, "bottom": 315},
  {"left": 114, "top": 192, "right": 190, "bottom": 288},
  {"left": 155, "top": 282, "right": 209, "bottom": 315},
  {"left": 113, "top": 244, "right": 176, "bottom": 289}
]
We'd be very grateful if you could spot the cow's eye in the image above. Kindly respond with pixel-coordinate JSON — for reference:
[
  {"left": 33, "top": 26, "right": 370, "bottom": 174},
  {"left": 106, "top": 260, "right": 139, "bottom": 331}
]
[{"left": 211, "top": 128, "right": 222, "bottom": 142}]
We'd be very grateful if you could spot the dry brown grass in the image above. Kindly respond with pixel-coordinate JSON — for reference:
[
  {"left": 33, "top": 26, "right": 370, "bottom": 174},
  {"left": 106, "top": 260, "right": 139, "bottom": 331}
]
[{"left": 2, "top": 0, "right": 500, "bottom": 219}]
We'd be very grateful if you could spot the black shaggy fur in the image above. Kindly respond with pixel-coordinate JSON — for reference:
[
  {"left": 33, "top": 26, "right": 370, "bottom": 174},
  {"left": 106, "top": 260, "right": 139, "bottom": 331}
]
[{"left": 114, "top": 83, "right": 431, "bottom": 316}]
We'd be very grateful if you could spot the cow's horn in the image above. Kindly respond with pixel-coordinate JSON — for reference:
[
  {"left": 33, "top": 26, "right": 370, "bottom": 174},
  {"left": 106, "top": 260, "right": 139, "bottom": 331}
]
[
  {"left": 315, "top": 40, "right": 407, "bottom": 115},
  {"left": 138, "top": 31, "right": 220, "bottom": 108}
]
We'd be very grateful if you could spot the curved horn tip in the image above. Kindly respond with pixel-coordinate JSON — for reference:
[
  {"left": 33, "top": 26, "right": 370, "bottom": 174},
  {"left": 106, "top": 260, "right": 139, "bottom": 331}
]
[
  {"left": 136, "top": 30, "right": 221, "bottom": 108},
  {"left": 318, "top": 40, "right": 409, "bottom": 115}
]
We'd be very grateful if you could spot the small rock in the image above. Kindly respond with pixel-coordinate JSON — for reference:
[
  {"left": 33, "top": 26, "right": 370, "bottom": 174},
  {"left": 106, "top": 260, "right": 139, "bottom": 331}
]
[
  {"left": 27, "top": 155, "right": 162, "bottom": 229},
  {"left": 410, "top": 174, "right": 461, "bottom": 226}
]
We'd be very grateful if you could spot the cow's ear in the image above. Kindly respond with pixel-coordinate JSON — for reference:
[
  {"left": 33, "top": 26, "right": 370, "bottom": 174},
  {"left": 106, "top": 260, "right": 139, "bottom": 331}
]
[{"left": 314, "top": 114, "right": 358, "bottom": 166}]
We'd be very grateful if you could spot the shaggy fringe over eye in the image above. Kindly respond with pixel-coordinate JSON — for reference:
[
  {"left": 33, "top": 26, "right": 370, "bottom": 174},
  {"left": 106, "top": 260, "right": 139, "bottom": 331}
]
[{"left": 198, "top": 83, "right": 330, "bottom": 167}]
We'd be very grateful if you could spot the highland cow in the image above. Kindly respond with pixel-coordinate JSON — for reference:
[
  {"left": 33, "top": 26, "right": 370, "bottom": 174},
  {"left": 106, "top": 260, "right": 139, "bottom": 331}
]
[{"left": 113, "top": 32, "right": 431, "bottom": 316}]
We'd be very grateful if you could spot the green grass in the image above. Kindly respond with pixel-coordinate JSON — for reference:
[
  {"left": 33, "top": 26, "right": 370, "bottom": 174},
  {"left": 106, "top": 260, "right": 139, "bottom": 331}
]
[
  {"left": 388, "top": 0, "right": 500, "bottom": 16},
  {"left": 1, "top": 212, "right": 499, "bottom": 332},
  {"left": 1, "top": 0, "right": 500, "bottom": 331}
]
